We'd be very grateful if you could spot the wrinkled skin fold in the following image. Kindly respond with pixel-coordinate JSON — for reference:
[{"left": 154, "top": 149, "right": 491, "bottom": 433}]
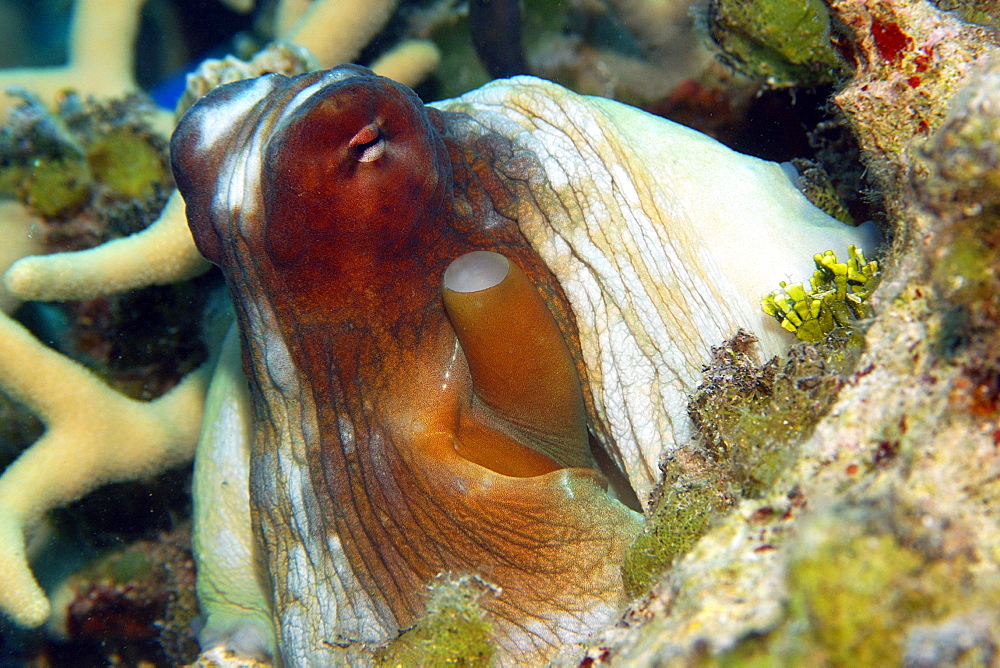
[{"left": 171, "top": 65, "right": 642, "bottom": 664}]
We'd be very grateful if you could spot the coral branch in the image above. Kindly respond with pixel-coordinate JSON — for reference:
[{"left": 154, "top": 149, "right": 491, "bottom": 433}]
[
  {"left": 0, "top": 310, "right": 209, "bottom": 627},
  {"left": 0, "top": 0, "right": 440, "bottom": 640},
  {"left": 370, "top": 39, "right": 442, "bottom": 87},
  {"left": 282, "top": 0, "right": 399, "bottom": 68},
  {"left": 4, "top": 191, "right": 210, "bottom": 302},
  {"left": 0, "top": 0, "right": 146, "bottom": 120}
]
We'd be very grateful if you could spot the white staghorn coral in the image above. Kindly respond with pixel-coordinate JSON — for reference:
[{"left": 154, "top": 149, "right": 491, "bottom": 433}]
[{"left": 0, "top": 0, "right": 149, "bottom": 122}]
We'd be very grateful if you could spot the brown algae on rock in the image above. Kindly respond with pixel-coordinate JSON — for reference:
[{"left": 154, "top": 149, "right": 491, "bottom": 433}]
[
  {"left": 787, "top": 158, "right": 857, "bottom": 225},
  {"left": 46, "top": 524, "right": 200, "bottom": 664}
]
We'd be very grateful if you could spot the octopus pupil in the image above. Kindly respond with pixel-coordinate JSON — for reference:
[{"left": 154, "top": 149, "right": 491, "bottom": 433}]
[{"left": 349, "top": 123, "right": 386, "bottom": 163}]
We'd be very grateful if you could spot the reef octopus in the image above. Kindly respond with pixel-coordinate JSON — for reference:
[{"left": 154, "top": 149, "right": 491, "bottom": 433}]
[{"left": 170, "top": 64, "right": 877, "bottom": 664}]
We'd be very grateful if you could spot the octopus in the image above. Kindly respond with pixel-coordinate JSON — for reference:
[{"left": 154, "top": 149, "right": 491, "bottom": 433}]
[{"left": 170, "top": 64, "right": 878, "bottom": 664}]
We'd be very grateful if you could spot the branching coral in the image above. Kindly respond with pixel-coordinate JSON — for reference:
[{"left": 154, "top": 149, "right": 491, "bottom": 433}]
[
  {"left": 0, "top": 0, "right": 439, "bottom": 125},
  {"left": 0, "top": 0, "right": 151, "bottom": 124},
  {"left": 0, "top": 309, "right": 210, "bottom": 627},
  {"left": 4, "top": 191, "right": 209, "bottom": 301},
  {"left": 0, "top": 0, "right": 441, "bottom": 301}
]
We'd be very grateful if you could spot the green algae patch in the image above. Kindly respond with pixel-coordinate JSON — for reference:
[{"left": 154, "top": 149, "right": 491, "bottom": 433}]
[
  {"left": 762, "top": 246, "right": 881, "bottom": 344},
  {"left": 87, "top": 128, "right": 168, "bottom": 200},
  {"left": 705, "top": 0, "right": 849, "bottom": 86},
  {"left": 711, "top": 523, "right": 998, "bottom": 667},
  {"left": 785, "top": 523, "right": 998, "bottom": 666},
  {"left": 791, "top": 532, "right": 926, "bottom": 665},
  {"left": 101, "top": 548, "right": 154, "bottom": 583},
  {"left": 622, "top": 466, "right": 717, "bottom": 599},
  {"left": 0, "top": 92, "right": 170, "bottom": 226},
  {"left": 17, "top": 158, "right": 92, "bottom": 219},
  {"left": 375, "top": 576, "right": 495, "bottom": 667},
  {"left": 624, "top": 328, "right": 862, "bottom": 599}
]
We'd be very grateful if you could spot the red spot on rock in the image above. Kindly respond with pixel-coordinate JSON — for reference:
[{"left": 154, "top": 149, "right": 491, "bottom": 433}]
[
  {"left": 914, "top": 49, "right": 932, "bottom": 72},
  {"left": 67, "top": 583, "right": 164, "bottom": 641},
  {"left": 787, "top": 485, "right": 806, "bottom": 509},
  {"left": 962, "top": 365, "right": 1000, "bottom": 417},
  {"left": 754, "top": 544, "right": 777, "bottom": 553},
  {"left": 907, "top": 76, "right": 921, "bottom": 88},
  {"left": 846, "top": 464, "right": 859, "bottom": 475},
  {"left": 871, "top": 18, "right": 912, "bottom": 63}
]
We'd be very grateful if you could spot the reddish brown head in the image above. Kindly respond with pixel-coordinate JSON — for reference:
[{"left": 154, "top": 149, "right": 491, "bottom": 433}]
[
  {"left": 261, "top": 73, "right": 451, "bottom": 268},
  {"left": 171, "top": 64, "right": 451, "bottom": 277}
]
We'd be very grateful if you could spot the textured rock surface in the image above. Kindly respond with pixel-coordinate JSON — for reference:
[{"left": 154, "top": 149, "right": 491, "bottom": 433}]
[{"left": 576, "top": 1, "right": 1000, "bottom": 663}]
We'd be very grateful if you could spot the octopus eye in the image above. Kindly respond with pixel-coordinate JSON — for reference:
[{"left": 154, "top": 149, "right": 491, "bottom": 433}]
[{"left": 349, "top": 123, "right": 386, "bottom": 162}]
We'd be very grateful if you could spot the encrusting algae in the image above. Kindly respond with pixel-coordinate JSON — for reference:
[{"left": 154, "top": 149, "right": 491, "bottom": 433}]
[
  {"left": 705, "top": 0, "right": 849, "bottom": 87},
  {"left": 373, "top": 576, "right": 496, "bottom": 667}
]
